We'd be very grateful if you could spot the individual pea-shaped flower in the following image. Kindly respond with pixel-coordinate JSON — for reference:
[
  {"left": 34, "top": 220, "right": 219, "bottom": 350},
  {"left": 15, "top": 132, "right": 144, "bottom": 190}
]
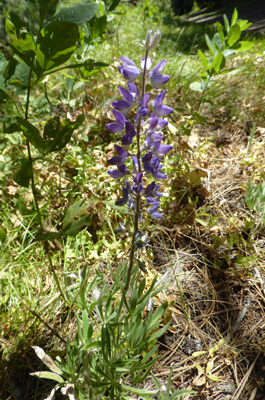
[
  {"left": 108, "top": 164, "right": 130, "bottom": 179},
  {"left": 153, "top": 89, "right": 173, "bottom": 117},
  {"left": 115, "top": 180, "right": 132, "bottom": 206},
  {"left": 135, "top": 93, "right": 150, "bottom": 121},
  {"left": 108, "top": 145, "right": 128, "bottom": 166},
  {"left": 118, "top": 57, "right": 141, "bottom": 82},
  {"left": 147, "top": 114, "right": 168, "bottom": 134},
  {"left": 142, "top": 152, "right": 167, "bottom": 180},
  {"left": 140, "top": 56, "right": 153, "bottom": 73},
  {"left": 121, "top": 122, "right": 136, "bottom": 149},
  {"left": 135, "top": 231, "right": 149, "bottom": 248},
  {"left": 149, "top": 60, "right": 170, "bottom": 89},
  {"left": 145, "top": 181, "right": 163, "bottom": 206},
  {"left": 112, "top": 83, "right": 139, "bottom": 116},
  {"left": 148, "top": 204, "right": 163, "bottom": 219},
  {"left": 133, "top": 172, "right": 143, "bottom": 193},
  {"left": 106, "top": 110, "right": 126, "bottom": 133}
]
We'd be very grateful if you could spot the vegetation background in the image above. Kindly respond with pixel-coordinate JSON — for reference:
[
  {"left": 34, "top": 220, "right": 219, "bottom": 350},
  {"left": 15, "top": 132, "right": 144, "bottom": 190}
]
[{"left": 1, "top": 0, "right": 265, "bottom": 399}]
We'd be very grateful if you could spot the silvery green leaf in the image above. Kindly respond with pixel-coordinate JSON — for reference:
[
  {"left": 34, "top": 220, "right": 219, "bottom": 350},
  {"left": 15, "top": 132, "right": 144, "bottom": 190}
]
[{"left": 32, "top": 346, "right": 63, "bottom": 375}]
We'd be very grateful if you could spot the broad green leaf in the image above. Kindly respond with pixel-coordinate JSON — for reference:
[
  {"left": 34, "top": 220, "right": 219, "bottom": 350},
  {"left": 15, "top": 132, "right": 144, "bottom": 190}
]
[
  {"left": 5, "top": 61, "right": 31, "bottom": 89},
  {"left": 227, "top": 24, "right": 241, "bottom": 46},
  {"left": 230, "top": 41, "right": 254, "bottom": 52},
  {"left": 205, "top": 34, "right": 215, "bottom": 56},
  {"left": 16, "top": 118, "right": 46, "bottom": 152},
  {"left": 5, "top": 19, "right": 36, "bottom": 71},
  {"left": 192, "top": 111, "right": 207, "bottom": 124},
  {"left": 36, "top": 21, "right": 79, "bottom": 76},
  {"left": 38, "top": 0, "right": 59, "bottom": 21},
  {"left": 189, "top": 81, "right": 204, "bottom": 92},
  {"left": 3, "top": 57, "right": 18, "bottom": 82},
  {"left": 223, "top": 14, "right": 230, "bottom": 33},
  {"left": 62, "top": 198, "right": 97, "bottom": 229},
  {"left": 14, "top": 159, "right": 32, "bottom": 188},
  {"left": 30, "top": 371, "right": 64, "bottom": 383},
  {"left": 52, "top": 3, "right": 97, "bottom": 24},
  {"left": 198, "top": 49, "right": 209, "bottom": 71},
  {"left": 108, "top": 0, "right": 121, "bottom": 11},
  {"left": 212, "top": 32, "right": 223, "bottom": 51},
  {"left": 91, "top": 15, "right": 107, "bottom": 39},
  {"left": 216, "top": 21, "right": 225, "bottom": 44},
  {"left": 237, "top": 20, "right": 252, "bottom": 31},
  {"left": 231, "top": 8, "right": 238, "bottom": 26},
  {"left": 211, "top": 53, "right": 225, "bottom": 73},
  {"left": 0, "top": 55, "right": 9, "bottom": 99},
  {"left": 44, "top": 115, "right": 85, "bottom": 153},
  {"left": 63, "top": 215, "right": 91, "bottom": 236}
]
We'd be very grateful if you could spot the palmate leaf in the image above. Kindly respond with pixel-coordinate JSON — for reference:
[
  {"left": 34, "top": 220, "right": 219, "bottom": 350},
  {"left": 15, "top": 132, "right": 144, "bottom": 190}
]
[{"left": 36, "top": 21, "right": 79, "bottom": 76}]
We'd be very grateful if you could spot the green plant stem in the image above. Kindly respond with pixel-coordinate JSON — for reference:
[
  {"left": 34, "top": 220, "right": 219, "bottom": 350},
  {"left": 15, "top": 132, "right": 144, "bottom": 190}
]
[
  {"left": 25, "top": 69, "right": 44, "bottom": 231},
  {"left": 46, "top": 250, "right": 70, "bottom": 305},
  {"left": 124, "top": 49, "right": 149, "bottom": 293}
]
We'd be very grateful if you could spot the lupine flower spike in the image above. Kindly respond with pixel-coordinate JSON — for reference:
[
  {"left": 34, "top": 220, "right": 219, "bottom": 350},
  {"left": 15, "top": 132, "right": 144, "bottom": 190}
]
[{"left": 106, "top": 29, "right": 173, "bottom": 290}]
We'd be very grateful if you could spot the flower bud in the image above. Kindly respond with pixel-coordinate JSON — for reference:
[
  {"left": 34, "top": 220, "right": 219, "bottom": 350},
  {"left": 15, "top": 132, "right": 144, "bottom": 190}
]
[{"left": 145, "top": 29, "right": 161, "bottom": 51}]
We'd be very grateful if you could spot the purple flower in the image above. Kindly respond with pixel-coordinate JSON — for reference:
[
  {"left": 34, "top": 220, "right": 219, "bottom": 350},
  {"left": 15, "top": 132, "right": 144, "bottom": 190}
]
[
  {"left": 115, "top": 180, "right": 132, "bottom": 206},
  {"left": 155, "top": 143, "right": 173, "bottom": 156},
  {"left": 112, "top": 83, "right": 139, "bottom": 116},
  {"left": 149, "top": 60, "right": 170, "bottom": 89},
  {"left": 145, "top": 181, "right": 163, "bottom": 205},
  {"left": 148, "top": 204, "right": 163, "bottom": 219},
  {"left": 118, "top": 57, "right": 141, "bottom": 82},
  {"left": 108, "top": 145, "right": 128, "bottom": 166},
  {"left": 132, "top": 156, "right": 139, "bottom": 172},
  {"left": 116, "top": 187, "right": 129, "bottom": 206},
  {"left": 133, "top": 172, "right": 143, "bottom": 193},
  {"left": 108, "top": 164, "right": 129, "bottom": 179},
  {"left": 106, "top": 110, "right": 126, "bottom": 133},
  {"left": 154, "top": 90, "right": 173, "bottom": 117},
  {"left": 135, "top": 93, "right": 150, "bottom": 121},
  {"left": 142, "top": 152, "right": 167, "bottom": 180},
  {"left": 121, "top": 122, "right": 136, "bottom": 148},
  {"left": 147, "top": 114, "right": 168, "bottom": 134}
]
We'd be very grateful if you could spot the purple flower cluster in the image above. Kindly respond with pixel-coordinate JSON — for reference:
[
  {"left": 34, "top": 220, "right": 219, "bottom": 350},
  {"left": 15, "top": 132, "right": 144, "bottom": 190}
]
[{"left": 107, "top": 31, "right": 173, "bottom": 234}]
